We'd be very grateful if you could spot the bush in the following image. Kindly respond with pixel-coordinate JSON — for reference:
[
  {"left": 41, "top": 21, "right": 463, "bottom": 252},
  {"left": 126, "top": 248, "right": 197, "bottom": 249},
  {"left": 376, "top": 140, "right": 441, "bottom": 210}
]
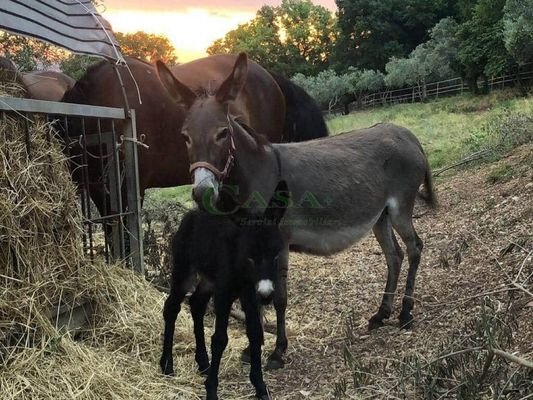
[{"left": 464, "top": 109, "right": 533, "bottom": 155}]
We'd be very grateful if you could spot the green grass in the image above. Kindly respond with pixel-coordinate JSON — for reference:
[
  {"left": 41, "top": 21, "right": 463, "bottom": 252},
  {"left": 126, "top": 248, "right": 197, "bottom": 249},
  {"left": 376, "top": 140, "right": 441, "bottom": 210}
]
[
  {"left": 327, "top": 89, "right": 533, "bottom": 169},
  {"left": 143, "top": 185, "right": 194, "bottom": 215}
]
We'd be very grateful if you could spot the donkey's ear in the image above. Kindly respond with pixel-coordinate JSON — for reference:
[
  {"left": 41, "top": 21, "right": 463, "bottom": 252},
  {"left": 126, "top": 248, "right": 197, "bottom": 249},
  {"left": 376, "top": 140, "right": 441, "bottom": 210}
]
[
  {"left": 215, "top": 52, "right": 248, "bottom": 104},
  {"left": 264, "top": 180, "right": 290, "bottom": 226},
  {"left": 156, "top": 60, "right": 197, "bottom": 108}
]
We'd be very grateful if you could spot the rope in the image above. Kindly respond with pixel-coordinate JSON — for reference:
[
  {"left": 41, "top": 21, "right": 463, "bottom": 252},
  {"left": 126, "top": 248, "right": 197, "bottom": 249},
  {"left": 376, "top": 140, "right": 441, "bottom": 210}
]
[{"left": 118, "top": 134, "right": 150, "bottom": 149}]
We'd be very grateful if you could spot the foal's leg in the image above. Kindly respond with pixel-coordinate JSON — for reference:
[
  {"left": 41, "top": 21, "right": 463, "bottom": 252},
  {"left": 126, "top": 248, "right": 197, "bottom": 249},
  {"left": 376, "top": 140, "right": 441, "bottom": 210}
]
[
  {"left": 368, "top": 211, "right": 405, "bottom": 330},
  {"left": 205, "top": 291, "right": 234, "bottom": 400},
  {"left": 240, "top": 287, "right": 271, "bottom": 400},
  {"left": 189, "top": 289, "right": 212, "bottom": 374},
  {"left": 391, "top": 210, "right": 423, "bottom": 329},
  {"left": 160, "top": 248, "right": 193, "bottom": 375},
  {"left": 160, "top": 283, "right": 188, "bottom": 375},
  {"left": 266, "top": 242, "right": 289, "bottom": 370}
]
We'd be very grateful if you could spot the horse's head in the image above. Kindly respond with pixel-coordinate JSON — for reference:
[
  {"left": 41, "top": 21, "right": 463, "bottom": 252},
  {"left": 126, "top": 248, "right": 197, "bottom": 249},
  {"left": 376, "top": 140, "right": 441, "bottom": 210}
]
[{"left": 156, "top": 53, "right": 249, "bottom": 207}]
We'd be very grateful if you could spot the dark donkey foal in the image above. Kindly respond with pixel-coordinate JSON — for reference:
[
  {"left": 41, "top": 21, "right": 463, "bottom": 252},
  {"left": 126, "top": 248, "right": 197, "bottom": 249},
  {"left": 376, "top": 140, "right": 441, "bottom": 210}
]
[{"left": 160, "top": 183, "right": 289, "bottom": 400}]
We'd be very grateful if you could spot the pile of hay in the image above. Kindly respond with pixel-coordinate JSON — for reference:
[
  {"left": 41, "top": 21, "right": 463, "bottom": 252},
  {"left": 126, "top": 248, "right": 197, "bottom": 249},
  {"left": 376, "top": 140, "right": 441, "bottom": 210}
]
[
  {"left": 0, "top": 60, "right": 27, "bottom": 98},
  {"left": 0, "top": 112, "right": 85, "bottom": 339}
]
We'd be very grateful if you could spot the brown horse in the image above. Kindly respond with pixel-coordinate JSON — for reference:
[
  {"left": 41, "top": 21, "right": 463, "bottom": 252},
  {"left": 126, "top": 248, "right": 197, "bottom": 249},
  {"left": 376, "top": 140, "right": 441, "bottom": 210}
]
[
  {"left": 0, "top": 56, "right": 75, "bottom": 101},
  {"left": 21, "top": 70, "right": 75, "bottom": 101},
  {"left": 60, "top": 54, "right": 327, "bottom": 216},
  {"left": 156, "top": 53, "right": 437, "bottom": 370}
]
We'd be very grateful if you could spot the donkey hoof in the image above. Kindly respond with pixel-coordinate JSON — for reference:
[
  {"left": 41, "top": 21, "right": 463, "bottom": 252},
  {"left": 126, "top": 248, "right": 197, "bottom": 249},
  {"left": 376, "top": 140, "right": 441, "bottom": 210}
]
[
  {"left": 368, "top": 315, "right": 385, "bottom": 330},
  {"left": 160, "top": 359, "right": 175, "bottom": 376},
  {"left": 241, "top": 347, "right": 251, "bottom": 364},
  {"left": 265, "top": 355, "right": 285, "bottom": 370},
  {"left": 257, "top": 392, "right": 272, "bottom": 400},
  {"left": 399, "top": 312, "right": 414, "bottom": 329},
  {"left": 198, "top": 364, "right": 210, "bottom": 376}
]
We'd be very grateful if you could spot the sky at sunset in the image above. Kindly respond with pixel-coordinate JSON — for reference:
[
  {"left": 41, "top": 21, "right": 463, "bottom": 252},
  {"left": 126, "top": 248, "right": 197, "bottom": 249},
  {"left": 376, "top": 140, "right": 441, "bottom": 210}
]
[{"left": 102, "top": 0, "right": 337, "bottom": 62}]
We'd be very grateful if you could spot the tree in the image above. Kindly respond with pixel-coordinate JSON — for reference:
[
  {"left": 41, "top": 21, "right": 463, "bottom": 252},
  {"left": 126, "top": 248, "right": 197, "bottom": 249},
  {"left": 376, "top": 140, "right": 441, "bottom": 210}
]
[
  {"left": 292, "top": 69, "right": 352, "bottom": 111},
  {"left": 208, "top": 6, "right": 284, "bottom": 72},
  {"left": 115, "top": 31, "right": 177, "bottom": 65},
  {"left": 384, "top": 17, "right": 459, "bottom": 97},
  {"left": 292, "top": 67, "right": 384, "bottom": 112},
  {"left": 277, "top": 0, "right": 336, "bottom": 75},
  {"left": 356, "top": 69, "right": 385, "bottom": 93},
  {"left": 60, "top": 54, "right": 97, "bottom": 80},
  {"left": 0, "top": 32, "right": 64, "bottom": 71},
  {"left": 456, "top": 0, "right": 509, "bottom": 93},
  {"left": 208, "top": 0, "right": 336, "bottom": 76},
  {"left": 503, "top": 0, "right": 533, "bottom": 65},
  {"left": 334, "top": 0, "right": 457, "bottom": 72}
]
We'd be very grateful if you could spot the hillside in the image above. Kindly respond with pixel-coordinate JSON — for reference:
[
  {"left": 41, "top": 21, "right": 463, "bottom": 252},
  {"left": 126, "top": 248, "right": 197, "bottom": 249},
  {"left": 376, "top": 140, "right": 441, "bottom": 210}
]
[{"left": 327, "top": 89, "right": 533, "bottom": 169}]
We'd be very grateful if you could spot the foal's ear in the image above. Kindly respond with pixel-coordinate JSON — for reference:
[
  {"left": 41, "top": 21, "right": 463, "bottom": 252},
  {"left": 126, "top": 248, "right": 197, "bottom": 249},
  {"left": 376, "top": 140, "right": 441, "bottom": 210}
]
[
  {"left": 156, "top": 60, "right": 197, "bottom": 108},
  {"left": 216, "top": 52, "right": 248, "bottom": 104},
  {"left": 264, "top": 180, "right": 290, "bottom": 227}
]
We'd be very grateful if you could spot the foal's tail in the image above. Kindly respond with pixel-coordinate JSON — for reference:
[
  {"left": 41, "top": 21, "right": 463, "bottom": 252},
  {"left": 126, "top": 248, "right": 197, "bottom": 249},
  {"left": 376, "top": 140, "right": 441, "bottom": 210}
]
[
  {"left": 268, "top": 71, "right": 329, "bottom": 142},
  {"left": 419, "top": 160, "right": 438, "bottom": 209}
]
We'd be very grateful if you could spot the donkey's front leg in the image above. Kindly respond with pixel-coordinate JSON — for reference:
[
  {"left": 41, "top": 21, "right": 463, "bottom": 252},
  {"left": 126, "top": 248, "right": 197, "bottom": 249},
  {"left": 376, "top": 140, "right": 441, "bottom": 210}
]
[
  {"left": 205, "top": 291, "right": 234, "bottom": 400},
  {"left": 189, "top": 290, "right": 212, "bottom": 375},
  {"left": 241, "top": 288, "right": 271, "bottom": 400},
  {"left": 266, "top": 243, "right": 289, "bottom": 370}
]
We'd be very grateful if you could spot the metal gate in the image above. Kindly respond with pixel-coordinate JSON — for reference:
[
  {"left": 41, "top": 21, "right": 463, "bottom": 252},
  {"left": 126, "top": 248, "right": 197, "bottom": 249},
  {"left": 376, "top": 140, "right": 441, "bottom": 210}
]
[{"left": 0, "top": 96, "right": 144, "bottom": 273}]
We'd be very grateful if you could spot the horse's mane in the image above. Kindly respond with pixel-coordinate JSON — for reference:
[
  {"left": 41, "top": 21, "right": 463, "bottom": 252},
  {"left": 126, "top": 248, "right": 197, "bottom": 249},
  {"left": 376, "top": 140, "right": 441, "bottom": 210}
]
[
  {"left": 268, "top": 70, "right": 328, "bottom": 141},
  {"left": 61, "top": 59, "right": 105, "bottom": 103},
  {"left": 194, "top": 87, "right": 214, "bottom": 98}
]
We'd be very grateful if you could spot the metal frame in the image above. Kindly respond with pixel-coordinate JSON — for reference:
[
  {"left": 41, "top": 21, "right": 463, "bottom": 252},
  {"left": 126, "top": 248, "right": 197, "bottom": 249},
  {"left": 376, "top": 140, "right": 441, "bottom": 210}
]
[{"left": 0, "top": 96, "right": 144, "bottom": 274}]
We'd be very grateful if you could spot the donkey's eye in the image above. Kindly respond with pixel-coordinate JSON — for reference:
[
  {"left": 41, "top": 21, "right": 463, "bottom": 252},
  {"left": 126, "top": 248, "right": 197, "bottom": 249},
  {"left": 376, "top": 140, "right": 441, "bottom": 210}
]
[{"left": 216, "top": 128, "right": 229, "bottom": 141}]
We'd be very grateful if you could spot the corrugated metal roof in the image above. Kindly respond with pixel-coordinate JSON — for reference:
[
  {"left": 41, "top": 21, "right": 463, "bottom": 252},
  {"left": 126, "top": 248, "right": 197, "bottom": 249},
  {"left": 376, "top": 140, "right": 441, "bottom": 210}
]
[{"left": 0, "top": 0, "right": 124, "bottom": 62}]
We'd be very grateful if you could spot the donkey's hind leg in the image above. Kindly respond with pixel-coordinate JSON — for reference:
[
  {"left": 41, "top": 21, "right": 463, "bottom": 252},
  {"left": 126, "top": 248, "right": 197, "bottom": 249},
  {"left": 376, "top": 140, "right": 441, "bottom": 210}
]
[
  {"left": 391, "top": 210, "right": 423, "bottom": 329},
  {"left": 369, "top": 210, "right": 405, "bottom": 330},
  {"left": 266, "top": 242, "right": 290, "bottom": 370}
]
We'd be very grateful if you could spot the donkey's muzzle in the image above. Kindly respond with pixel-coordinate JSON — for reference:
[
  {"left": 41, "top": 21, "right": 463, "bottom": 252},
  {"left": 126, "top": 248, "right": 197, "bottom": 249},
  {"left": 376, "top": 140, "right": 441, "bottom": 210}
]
[{"left": 191, "top": 167, "right": 219, "bottom": 210}]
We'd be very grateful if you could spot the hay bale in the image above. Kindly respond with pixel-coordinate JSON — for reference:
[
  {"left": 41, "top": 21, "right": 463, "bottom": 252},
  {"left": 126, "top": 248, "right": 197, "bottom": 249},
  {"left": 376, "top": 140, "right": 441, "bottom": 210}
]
[
  {"left": 0, "top": 58, "right": 27, "bottom": 98},
  {"left": 0, "top": 100, "right": 89, "bottom": 356}
]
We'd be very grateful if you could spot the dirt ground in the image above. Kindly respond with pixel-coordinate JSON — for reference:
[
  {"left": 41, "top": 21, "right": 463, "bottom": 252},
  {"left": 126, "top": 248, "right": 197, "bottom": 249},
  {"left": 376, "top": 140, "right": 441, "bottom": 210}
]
[{"left": 199, "top": 144, "right": 532, "bottom": 399}]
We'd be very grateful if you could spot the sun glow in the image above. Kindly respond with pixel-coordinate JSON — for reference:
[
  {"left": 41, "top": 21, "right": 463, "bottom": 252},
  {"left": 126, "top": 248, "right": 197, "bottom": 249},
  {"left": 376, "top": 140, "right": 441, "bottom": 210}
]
[{"left": 105, "top": 8, "right": 254, "bottom": 62}]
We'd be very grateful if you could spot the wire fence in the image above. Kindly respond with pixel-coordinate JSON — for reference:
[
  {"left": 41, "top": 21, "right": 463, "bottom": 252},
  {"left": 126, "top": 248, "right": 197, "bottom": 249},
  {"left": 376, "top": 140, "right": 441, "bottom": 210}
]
[{"left": 330, "top": 64, "right": 533, "bottom": 114}]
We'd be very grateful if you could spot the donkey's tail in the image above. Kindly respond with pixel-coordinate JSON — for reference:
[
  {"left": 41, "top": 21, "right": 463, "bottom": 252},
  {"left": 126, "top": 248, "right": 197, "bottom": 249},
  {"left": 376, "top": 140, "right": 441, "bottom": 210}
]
[
  {"left": 419, "top": 160, "right": 438, "bottom": 209},
  {"left": 268, "top": 71, "right": 328, "bottom": 142}
]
